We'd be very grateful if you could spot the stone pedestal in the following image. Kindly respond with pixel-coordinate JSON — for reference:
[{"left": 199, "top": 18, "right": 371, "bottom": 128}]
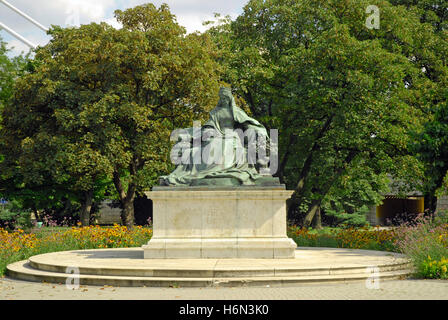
[{"left": 142, "top": 187, "right": 297, "bottom": 259}]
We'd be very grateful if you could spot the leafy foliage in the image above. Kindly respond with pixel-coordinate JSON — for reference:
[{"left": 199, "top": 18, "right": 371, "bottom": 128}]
[
  {"left": 389, "top": 0, "right": 448, "bottom": 32},
  {"left": 393, "top": 213, "right": 448, "bottom": 278},
  {"left": 0, "top": 38, "right": 29, "bottom": 109},
  {"left": 0, "top": 4, "right": 221, "bottom": 227},
  {"left": 411, "top": 96, "right": 448, "bottom": 208},
  {"left": 206, "top": 0, "right": 447, "bottom": 227},
  {"left": 0, "top": 200, "right": 32, "bottom": 231}
]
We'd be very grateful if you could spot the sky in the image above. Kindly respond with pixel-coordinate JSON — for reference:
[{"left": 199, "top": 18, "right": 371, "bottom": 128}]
[{"left": 0, "top": 0, "right": 247, "bottom": 57}]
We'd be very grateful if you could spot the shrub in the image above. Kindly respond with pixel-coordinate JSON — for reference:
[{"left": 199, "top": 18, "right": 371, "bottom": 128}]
[
  {"left": 287, "top": 225, "right": 395, "bottom": 251},
  {"left": 323, "top": 205, "right": 370, "bottom": 228},
  {"left": 37, "top": 198, "right": 81, "bottom": 227},
  {"left": 0, "top": 200, "right": 32, "bottom": 231},
  {"left": 420, "top": 256, "right": 448, "bottom": 279},
  {"left": 393, "top": 213, "right": 448, "bottom": 279}
]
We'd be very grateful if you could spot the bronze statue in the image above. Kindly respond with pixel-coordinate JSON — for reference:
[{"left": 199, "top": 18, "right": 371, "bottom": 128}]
[{"left": 159, "top": 87, "right": 278, "bottom": 186}]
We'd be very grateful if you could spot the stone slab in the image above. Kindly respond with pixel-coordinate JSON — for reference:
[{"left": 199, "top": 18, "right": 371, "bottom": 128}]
[
  {"left": 25, "top": 247, "right": 409, "bottom": 274},
  {"left": 142, "top": 189, "right": 297, "bottom": 259},
  {"left": 5, "top": 247, "right": 412, "bottom": 288}
]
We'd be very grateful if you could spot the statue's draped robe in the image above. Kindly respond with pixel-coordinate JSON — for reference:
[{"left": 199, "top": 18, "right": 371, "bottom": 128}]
[{"left": 161, "top": 103, "right": 268, "bottom": 186}]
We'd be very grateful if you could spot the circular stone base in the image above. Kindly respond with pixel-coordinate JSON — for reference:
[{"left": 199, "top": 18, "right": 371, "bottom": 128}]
[{"left": 7, "top": 247, "right": 412, "bottom": 287}]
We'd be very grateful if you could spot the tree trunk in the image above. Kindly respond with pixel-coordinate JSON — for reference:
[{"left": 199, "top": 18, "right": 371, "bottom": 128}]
[
  {"left": 80, "top": 189, "right": 94, "bottom": 226},
  {"left": 121, "top": 198, "right": 135, "bottom": 229},
  {"left": 425, "top": 192, "right": 438, "bottom": 215},
  {"left": 32, "top": 205, "right": 41, "bottom": 222},
  {"left": 287, "top": 116, "right": 336, "bottom": 215},
  {"left": 426, "top": 171, "right": 447, "bottom": 215},
  {"left": 294, "top": 115, "right": 335, "bottom": 195},
  {"left": 113, "top": 170, "right": 136, "bottom": 229},
  {"left": 302, "top": 150, "right": 359, "bottom": 228},
  {"left": 303, "top": 199, "right": 321, "bottom": 228},
  {"left": 312, "top": 206, "right": 322, "bottom": 229}
]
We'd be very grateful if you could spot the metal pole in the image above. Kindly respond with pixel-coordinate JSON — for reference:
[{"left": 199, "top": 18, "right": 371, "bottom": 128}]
[
  {"left": 0, "top": 0, "right": 48, "bottom": 32},
  {"left": 0, "top": 21, "right": 36, "bottom": 48}
]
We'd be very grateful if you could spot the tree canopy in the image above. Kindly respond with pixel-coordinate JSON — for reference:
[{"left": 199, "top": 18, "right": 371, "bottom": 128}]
[
  {"left": 1, "top": 4, "right": 221, "bottom": 227},
  {"left": 1, "top": 0, "right": 448, "bottom": 228},
  {"left": 206, "top": 0, "right": 448, "bottom": 226}
]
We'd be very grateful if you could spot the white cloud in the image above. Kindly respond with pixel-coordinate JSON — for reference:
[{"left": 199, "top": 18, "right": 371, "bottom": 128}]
[
  {"left": 124, "top": 0, "right": 244, "bottom": 15},
  {"left": 103, "top": 17, "right": 121, "bottom": 29},
  {"left": 114, "top": 0, "right": 244, "bottom": 33},
  {"left": 176, "top": 12, "right": 216, "bottom": 33},
  {"left": 0, "top": 0, "right": 246, "bottom": 56}
]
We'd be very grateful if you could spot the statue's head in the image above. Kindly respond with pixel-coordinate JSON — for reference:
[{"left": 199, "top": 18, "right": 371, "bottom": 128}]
[{"left": 218, "top": 87, "right": 234, "bottom": 108}]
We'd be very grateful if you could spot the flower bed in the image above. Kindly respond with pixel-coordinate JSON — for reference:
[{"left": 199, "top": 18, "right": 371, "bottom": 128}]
[
  {"left": 1, "top": 220, "right": 447, "bottom": 279},
  {"left": 393, "top": 214, "right": 448, "bottom": 279},
  {"left": 421, "top": 256, "right": 448, "bottom": 279},
  {"left": 287, "top": 226, "right": 396, "bottom": 252},
  {"left": 288, "top": 215, "right": 448, "bottom": 279},
  {"left": 0, "top": 224, "right": 152, "bottom": 276}
]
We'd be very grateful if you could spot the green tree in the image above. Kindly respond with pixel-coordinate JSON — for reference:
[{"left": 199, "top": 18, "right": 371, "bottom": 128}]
[
  {"left": 207, "top": 0, "right": 445, "bottom": 227},
  {"left": 0, "top": 36, "right": 41, "bottom": 216},
  {"left": 0, "top": 40, "right": 14, "bottom": 110},
  {"left": 1, "top": 3, "right": 221, "bottom": 227},
  {"left": 0, "top": 36, "right": 31, "bottom": 126},
  {"left": 389, "top": 0, "right": 448, "bottom": 32},
  {"left": 390, "top": 0, "right": 448, "bottom": 212},
  {"left": 411, "top": 95, "right": 448, "bottom": 212},
  {"left": 321, "top": 161, "right": 391, "bottom": 227},
  {"left": 0, "top": 38, "right": 25, "bottom": 108}
]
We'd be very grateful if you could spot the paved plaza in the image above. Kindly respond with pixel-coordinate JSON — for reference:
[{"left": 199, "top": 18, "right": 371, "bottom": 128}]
[{"left": 1, "top": 276, "right": 447, "bottom": 300}]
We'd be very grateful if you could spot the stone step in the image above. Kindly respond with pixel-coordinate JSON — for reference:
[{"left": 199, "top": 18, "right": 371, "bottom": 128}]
[
  {"left": 6, "top": 248, "right": 414, "bottom": 287},
  {"left": 28, "top": 257, "right": 412, "bottom": 278},
  {"left": 7, "top": 260, "right": 412, "bottom": 288}
]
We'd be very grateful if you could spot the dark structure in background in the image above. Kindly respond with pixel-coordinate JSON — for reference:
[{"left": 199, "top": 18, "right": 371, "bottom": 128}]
[
  {"left": 368, "top": 194, "right": 448, "bottom": 226},
  {"left": 375, "top": 195, "right": 424, "bottom": 225},
  {"left": 366, "top": 178, "right": 425, "bottom": 226},
  {"left": 133, "top": 195, "right": 153, "bottom": 226},
  {"left": 95, "top": 195, "right": 152, "bottom": 226}
]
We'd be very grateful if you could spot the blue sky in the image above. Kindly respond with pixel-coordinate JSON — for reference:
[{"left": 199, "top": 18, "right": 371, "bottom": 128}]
[{"left": 0, "top": 0, "right": 247, "bottom": 57}]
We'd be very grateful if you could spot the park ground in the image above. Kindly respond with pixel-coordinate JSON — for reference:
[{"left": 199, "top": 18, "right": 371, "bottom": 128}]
[{"left": 1, "top": 277, "right": 447, "bottom": 300}]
